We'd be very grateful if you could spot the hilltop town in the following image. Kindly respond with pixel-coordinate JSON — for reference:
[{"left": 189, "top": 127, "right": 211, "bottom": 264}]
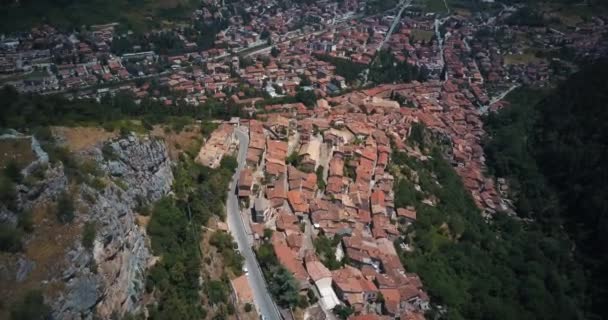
[
  {"left": 199, "top": 75, "right": 501, "bottom": 319},
  {"left": 2, "top": 0, "right": 608, "bottom": 319}
]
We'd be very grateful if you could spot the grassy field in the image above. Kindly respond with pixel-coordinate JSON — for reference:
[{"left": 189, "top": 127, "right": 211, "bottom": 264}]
[
  {"left": 424, "top": 0, "right": 449, "bottom": 13},
  {"left": 453, "top": 8, "right": 472, "bottom": 17},
  {"left": 151, "top": 124, "right": 202, "bottom": 160},
  {"left": 410, "top": 29, "right": 435, "bottom": 42},
  {"left": 0, "top": 70, "right": 50, "bottom": 85},
  {"left": 556, "top": 12, "right": 583, "bottom": 27},
  {"left": 504, "top": 52, "right": 544, "bottom": 66},
  {"left": 544, "top": 2, "right": 608, "bottom": 30},
  {"left": 0, "top": 138, "right": 35, "bottom": 170},
  {"left": 52, "top": 126, "right": 117, "bottom": 153}
]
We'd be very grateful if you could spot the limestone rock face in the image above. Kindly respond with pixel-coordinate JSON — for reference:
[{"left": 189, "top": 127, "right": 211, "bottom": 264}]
[
  {"left": 0, "top": 133, "right": 64, "bottom": 226},
  {"left": 53, "top": 134, "right": 173, "bottom": 319},
  {"left": 1, "top": 132, "right": 172, "bottom": 319}
]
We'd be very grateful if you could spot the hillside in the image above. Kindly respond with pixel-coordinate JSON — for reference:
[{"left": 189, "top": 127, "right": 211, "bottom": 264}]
[
  {"left": 0, "top": 0, "right": 199, "bottom": 32},
  {"left": 484, "top": 60, "right": 608, "bottom": 320},
  {"left": 0, "top": 87, "right": 251, "bottom": 319},
  {"left": 392, "top": 141, "right": 586, "bottom": 320}
]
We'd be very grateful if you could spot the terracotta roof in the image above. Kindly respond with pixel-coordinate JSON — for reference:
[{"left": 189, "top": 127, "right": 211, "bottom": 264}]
[
  {"left": 232, "top": 275, "right": 254, "bottom": 303},
  {"left": 305, "top": 260, "right": 332, "bottom": 282},
  {"left": 238, "top": 168, "right": 253, "bottom": 188},
  {"left": 273, "top": 242, "right": 308, "bottom": 282},
  {"left": 396, "top": 207, "right": 417, "bottom": 221},
  {"left": 380, "top": 288, "right": 401, "bottom": 315},
  {"left": 332, "top": 266, "right": 363, "bottom": 293},
  {"left": 348, "top": 315, "right": 383, "bottom": 320},
  {"left": 287, "top": 190, "right": 309, "bottom": 213},
  {"left": 376, "top": 273, "right": 397, "bottom": 289},
  {"left": 400, "top": 311, "right": 426, "bottom": 320},
  {"left": 399, "top": 284, "right": 421, "bottom": 302},
  {"left": 276, "top": 211, "right": 299, "bottom": 232}
]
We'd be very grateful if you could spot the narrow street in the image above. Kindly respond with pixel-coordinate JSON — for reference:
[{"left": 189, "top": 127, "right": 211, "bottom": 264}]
[
  {"left": 361, "top": 0, "right": 414, "bottom": 84},
  {"left": 479, "top": 84, "right": 520, "bottom": 114},
  {"left": 225, "top": 128, "right": 282, "bottom": 320}
]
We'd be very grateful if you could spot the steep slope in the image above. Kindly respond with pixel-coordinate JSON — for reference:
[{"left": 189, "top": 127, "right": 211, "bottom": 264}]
[
  {"left": 0, "top": 132, "right": 173, "bottom": 319},
  {"left": 532, "top": 60, "right": 608, "bottom": 319},
  {"left": 483, "top": 60, "right": 608, "bottom": 319}
]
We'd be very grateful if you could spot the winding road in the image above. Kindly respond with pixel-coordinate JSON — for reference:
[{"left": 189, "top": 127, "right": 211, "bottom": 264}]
[{"left": 225, "top": 128, "right": 282, "bottom": 320}]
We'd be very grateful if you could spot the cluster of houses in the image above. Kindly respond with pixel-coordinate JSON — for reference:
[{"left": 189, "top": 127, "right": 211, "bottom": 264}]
[
  {"left": 236, "top": 84, "right": 505, "bottom": 319},
  {"left": 3, "top": 1, "right": 608, "bottom": 319},
  {"left": 281, "top": 12, "right": 444, "bottom": 77},
  {"left": 354, "top": 81, "right": 503, "bottom": 215},
  {"left": 213, "top": 0, "right": 364, "bottom": 50},
  {"left": 206, "top": 74, "right": 508, "bottom": 318},
  {"left": 110, "top": 49, "right": 348, "bottom": 107},
  {"left": 2, "top": 0, "right": 606, "bottom": 107},
  {"left": 229, "top": 95, "right": 430, "bottom": 319}
]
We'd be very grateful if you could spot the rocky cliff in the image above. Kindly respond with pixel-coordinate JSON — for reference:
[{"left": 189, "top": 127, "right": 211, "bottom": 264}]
[
  {"left": 1, "top": 133, "right": 173, "bottom": 319},
  {"left": 56, "top": 135, "right": 173, "bottom": 319}
]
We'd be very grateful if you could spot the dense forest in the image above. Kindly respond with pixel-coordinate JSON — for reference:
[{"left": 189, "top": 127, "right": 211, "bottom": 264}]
[
  {"left": 392, "top": 145, "right": 585, "bottom": 320},
  {"left": 483, "top": 60, "right": 608, "bottom": 320},
  {"left": 314, "top": 54, "right": 367, "bottom": 84},
  {"left": 111, "top": 18, "right": 229, "bottom": 55},
  {"left": 0, "top": 86, "right": 245, "bottom": 132},
  {"left": 0, "top": 0, "right": 199, "bottom": 32},
  {"left": 369, "top": 50, "right": 428, "bottom": 84}
]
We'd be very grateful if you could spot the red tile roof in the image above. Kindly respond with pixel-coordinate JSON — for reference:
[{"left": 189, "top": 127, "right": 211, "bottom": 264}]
[
  {"left": 273, "top": 242, "right": 308, "bottom": 282},
  {"left": 287, "top": 190, "right": 309, "bottom": 213}
]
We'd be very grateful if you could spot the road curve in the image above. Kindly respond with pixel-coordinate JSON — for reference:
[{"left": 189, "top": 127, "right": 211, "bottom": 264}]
[{"left": 226, "top": 128, "right": 282, "bottom": 320}]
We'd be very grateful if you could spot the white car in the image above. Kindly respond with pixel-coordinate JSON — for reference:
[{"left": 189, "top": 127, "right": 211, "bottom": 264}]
[{"left": 242, "top": 265, "right": 248, "bottom": 274}]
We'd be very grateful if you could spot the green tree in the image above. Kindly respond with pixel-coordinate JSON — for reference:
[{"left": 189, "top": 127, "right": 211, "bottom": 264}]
[
  {"left": 0, "top": 224, "right": 23, "bottom": 252},
  {"left": 0, "top": 175, "right": 17, "bottom": 210},
  {"left": 209, "top": 231, "right": 243, "bottom": 274},
  {"left": 268, "top": 266, "right": 299, "bottom": 308},
  {"left": 82, "top": 222, "right": 96, "bottom": 249},
  {"left": 271, "top": 47, "right": 281, "bottom": 58},
  {"left": 314, "top": 54, "right": 366, "bottom": 84},
  {"left": 286, "top": 152, "right": 301, "bottom": 167},
  {"left": 393, "top": 146, "right": 587, "bottom": 320},
  {"left": 296, "top": 89, "right": 317, "bottom": 108},
  {"left": 263, "top": 228, "right": 274, "bottom": 240},
  {"left": 299, "top": 75, "right": 312, "bottom": 86},
  {"left": 10, "top": 290, "right": 51, "bottom": 320},
  {"left": 483, "top": 62, "right": 608, "bottom": 319},
  {"left": 333, "top": 305, "right": 354, "bottom": 320},
  {"left": 244, "top": 303, "right": 252, "bottom": 312},
  {"left": 220, "top": 155, "right": 238, "bottom": 173},
  {"left": 313, "top": 234, "right": 342, "bottom": 270},
  {"left": 56, "top": 191, "right": 75, "bottom": 223},
  {"left": 4, "top": 160, "right": 23, "bottom": 183},
  {"left": 17, "top": 210, "right": 34, "bottom": 233},
  {"left": 369, "top": 49, "right": 426, "bottom": 84},
  {"left": 206, "top": 280, "right": 228, "bottom": 305},
  {"left": 316, "top": 166, "right": 326, "bottom": 190}
]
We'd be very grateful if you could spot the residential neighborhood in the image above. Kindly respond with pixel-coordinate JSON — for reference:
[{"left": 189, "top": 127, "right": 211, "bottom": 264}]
[{"left": 2, "top": 0, "right": 608, "bottom": 319}]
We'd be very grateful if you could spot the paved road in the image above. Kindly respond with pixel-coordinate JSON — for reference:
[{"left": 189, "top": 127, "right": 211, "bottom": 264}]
[
  {"left": 479, "top": 84, "right": 520, "bottom": 114},
  {"left": 226, "top": 128, "right": 282, "bottom": 320},
  {"left": 361, "top": 0, "right": 413, "bottom": 83},
  {"left": 375, "top": 0, "right": 412, "bottom": 53}
]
